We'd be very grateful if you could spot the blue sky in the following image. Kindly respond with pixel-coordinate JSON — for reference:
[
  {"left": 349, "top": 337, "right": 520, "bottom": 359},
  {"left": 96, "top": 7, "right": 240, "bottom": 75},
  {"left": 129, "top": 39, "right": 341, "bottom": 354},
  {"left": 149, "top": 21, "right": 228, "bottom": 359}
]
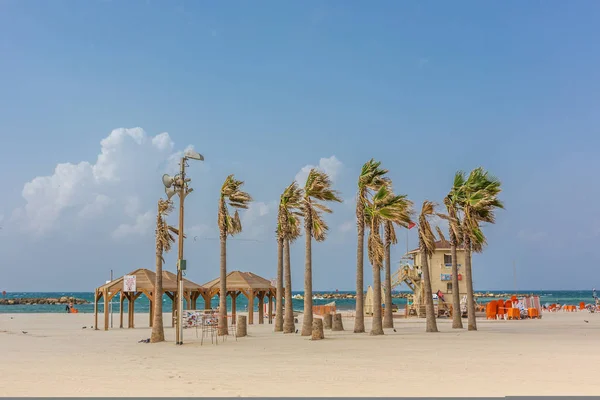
[{"left": 1, "top": 0, "right": 599, "bottom": 291}]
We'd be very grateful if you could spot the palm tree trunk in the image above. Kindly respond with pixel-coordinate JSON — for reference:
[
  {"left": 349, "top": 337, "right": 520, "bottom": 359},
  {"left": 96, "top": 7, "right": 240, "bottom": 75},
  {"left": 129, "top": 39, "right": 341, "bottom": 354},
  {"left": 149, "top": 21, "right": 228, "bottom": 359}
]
[
  {"left": 383, "top": 223, "right": 394, "bottom": 329},
  {"left": 283, "top": 239, "right": 295, "bottom": 333},
  {"left": 218, "top": 203, "right": 228, "bottom": 336},
  {"left": 370, "top": 259, "right": 384, "bottom": 335},
  {"left": 275, "top": 236, "right": 284, "bottom": 332},
  {"left": 354, "top": 196, "right": 365, "bottom": 333},
  {"left": 150, "top": 248, "right": 165, "bottom": 343},
  {"left": 301, "top": 207, "right": 313, "bottom": 336},
  {"left": 421, "top": 244, "right": 438, "bottom": 333},
  {"left": 450, "top": 230, "right": 463, "bottom": 329},
  {"left": 464, "top": 235, "right": 477, "bottom": 331}
]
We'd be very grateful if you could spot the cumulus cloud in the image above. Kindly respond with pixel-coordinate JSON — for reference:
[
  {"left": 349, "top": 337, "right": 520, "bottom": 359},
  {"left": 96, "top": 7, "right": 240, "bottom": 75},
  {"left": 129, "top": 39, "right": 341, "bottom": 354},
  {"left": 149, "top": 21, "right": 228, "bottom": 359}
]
[
  {"left": 13, "top": 127, "right": 195, "bottom": 236},
  {"left": 294, "top": 155, "right": 343, "bottom": 185},
  {"left": 112, "top": 211, "right": 154, "bottom": 239},
  {"left": 240, "top": 201, "right": 276, "bottom": 239}
]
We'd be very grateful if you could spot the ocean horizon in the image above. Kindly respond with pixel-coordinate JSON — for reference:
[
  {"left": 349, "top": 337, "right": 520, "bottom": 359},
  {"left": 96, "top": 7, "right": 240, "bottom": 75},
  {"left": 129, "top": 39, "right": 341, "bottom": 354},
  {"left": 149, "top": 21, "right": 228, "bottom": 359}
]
[{"left": 0, "top": 290, "right": 596, "bottom": 314}]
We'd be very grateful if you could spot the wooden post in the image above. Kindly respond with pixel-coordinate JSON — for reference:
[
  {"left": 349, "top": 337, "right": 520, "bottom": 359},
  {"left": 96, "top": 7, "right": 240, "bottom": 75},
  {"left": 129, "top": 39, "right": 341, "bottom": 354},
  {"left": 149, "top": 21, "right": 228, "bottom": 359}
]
[
  {"left": 185, "top": 292, "right": 191, "bottom": 310},
  {"left": 236, "top": 315, "right": 247, "bottom": 337},
  {"left": 171, "top": 293, "right": 176, "bottom": 327},
  {"left": 232, "top": 292, "right": 238, "bottom": 325},
  {"left": 128, "top": 294, "right": 134, "bottom": 328},
  {"left": 311, "top": 318, "right": 324, "bottom": 340},
  {"left": 119, "top": 292, "right": 124, "bottom": 328},
  {"left": 148, "top": 293, "right": 153, "bottom": 328},
  {"left": 203, "top": 293, "right": 212, "bottom": 311},
  {"left": 323, "top": 313, "right": 333, "bottom": 329},
  {"left": 268, "top": 293, "right": 273, "bottom": 324},
  {"left": 94, "top": 289, "right": 99, "bottom": 330},
  {"left": 248, "top": 290, "right": 254, "bottom": 325},
  {"left": 131, "top": 294, "right": 136, "bottom": 328},
  {"left": 258, "top": 293, "right": 264, "bottom": 324},
  {"left": 191, "top": 292, "right": 197, "bottom": 310},
  {"left": 332, "top": 313, "right": 344, "bottom": 331},
  {"left": 104, "top": 289, "right": 109, "bottom": 331}
]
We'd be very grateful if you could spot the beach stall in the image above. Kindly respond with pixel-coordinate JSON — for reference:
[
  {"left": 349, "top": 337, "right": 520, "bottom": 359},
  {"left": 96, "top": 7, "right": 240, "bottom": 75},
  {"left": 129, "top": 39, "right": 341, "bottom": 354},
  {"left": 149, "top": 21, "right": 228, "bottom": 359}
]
[
  {"left": 202, "top": 271, "right": 277, "bottom": 325},
  {"left": 94, "top": 268, "right": 206, "bottom": 331}
]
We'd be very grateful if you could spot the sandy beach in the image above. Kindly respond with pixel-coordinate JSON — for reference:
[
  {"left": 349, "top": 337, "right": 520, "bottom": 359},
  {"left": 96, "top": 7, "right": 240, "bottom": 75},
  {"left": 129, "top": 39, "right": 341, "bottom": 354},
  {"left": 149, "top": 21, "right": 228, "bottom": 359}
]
[{"left": 1, "top": 312, "right": 599, "bottom": 397}]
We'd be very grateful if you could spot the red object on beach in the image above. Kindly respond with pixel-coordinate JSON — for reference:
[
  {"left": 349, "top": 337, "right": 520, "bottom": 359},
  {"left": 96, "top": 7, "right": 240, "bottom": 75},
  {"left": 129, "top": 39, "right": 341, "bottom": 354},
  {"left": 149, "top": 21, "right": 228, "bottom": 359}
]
[
  {"left": 408, "top": 222, "right": 416, "bottom": 229},
  {"left": 457, "top": 274, "right": 462, "bottom": 281}
]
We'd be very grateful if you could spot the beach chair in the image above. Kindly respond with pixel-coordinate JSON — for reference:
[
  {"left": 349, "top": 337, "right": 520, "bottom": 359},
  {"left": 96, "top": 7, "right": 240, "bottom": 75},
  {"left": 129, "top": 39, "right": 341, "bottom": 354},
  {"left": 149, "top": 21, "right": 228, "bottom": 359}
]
[
  {"left": 486, "top": 300, "right": 497, "bottom": 320},
  {"left": 496, "top": 299, "right": 506, "bottom": 320}
]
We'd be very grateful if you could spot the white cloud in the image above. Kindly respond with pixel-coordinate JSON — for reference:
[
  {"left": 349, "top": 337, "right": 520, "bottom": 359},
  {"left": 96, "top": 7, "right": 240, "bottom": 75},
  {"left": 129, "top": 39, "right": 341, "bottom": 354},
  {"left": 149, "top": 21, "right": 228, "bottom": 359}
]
[
  {"left": 294, "top": 155, "right": 343, "bottom": 185},
  {"left": 112, "top": 211, "right": 153, "bottom": 239},
  {"left": 124, "top": 196, "right": 141, "bottom": 217},
  {"left": 78, "top": 194, "right": 113, "bottom": 219},
  {"left": 13, "top": 127, "right": 193, "bottom": 236},
  {"left": 339, "top": 220, "right": 354, "bottom": 233},
  {"left": 240, "top": 201, "right": 276, "bottom": 239},
  {"left": 151, "top": 132, "right": 174, "bottom": 151}
]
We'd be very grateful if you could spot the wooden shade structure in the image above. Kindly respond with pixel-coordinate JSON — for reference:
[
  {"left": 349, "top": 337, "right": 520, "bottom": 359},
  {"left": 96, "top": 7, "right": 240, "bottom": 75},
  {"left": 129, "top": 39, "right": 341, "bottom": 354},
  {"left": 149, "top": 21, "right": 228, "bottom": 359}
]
[
  {"left": 94, "top": 268, "right": 206, "bottom": 331},
  {"left": 202, "top": 271, "right": 278, "bottom": 325}
]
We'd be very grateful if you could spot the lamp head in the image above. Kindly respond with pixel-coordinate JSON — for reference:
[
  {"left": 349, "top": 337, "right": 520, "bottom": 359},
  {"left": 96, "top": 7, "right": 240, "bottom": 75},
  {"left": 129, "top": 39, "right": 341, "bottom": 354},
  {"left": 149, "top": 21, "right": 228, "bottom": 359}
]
[{"left": 185, "top": 150, "right": 204, "bottom": 161}]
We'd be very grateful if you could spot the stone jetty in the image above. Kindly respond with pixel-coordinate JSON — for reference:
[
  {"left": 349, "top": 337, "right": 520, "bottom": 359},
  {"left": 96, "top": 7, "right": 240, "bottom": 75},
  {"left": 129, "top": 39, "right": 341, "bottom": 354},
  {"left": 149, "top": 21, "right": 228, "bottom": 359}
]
[{"left": 0, "top": 296, "right": 89, "bottom": 306}]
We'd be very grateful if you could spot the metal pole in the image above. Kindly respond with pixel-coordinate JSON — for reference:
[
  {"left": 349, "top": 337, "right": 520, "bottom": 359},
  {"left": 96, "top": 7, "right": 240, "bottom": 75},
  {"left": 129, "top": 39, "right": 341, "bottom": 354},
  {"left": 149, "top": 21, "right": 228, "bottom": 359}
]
[
  {"left": 110, "top": 269, "right": 113, "bottom": 328},
  {"left": 176, "top": 157, "right": 186, "bottom": 345}
]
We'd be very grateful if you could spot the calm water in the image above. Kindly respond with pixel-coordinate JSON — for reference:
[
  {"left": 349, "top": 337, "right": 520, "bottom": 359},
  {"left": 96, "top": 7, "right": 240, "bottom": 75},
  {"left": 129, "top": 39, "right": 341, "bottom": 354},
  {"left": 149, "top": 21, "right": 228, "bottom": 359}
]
[{"left": 0, "top": 290, "right": 595, "bottom": 314}]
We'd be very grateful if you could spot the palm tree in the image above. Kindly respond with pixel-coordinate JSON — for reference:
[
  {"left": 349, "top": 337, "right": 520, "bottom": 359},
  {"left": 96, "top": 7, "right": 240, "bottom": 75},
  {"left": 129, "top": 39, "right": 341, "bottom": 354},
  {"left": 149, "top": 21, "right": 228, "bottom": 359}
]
[
  {"left": 417, "top": 200, "right": 440, "bottom": 333},
  {"left": 461, "top": 167, "right": 503, "bottom": 331},
  {"left": 365, "top": 186, "right": 413, "bottom": 335},
  {"left": 300, "top": 169, "right": 342, "bottom": 336},
  {"left": 275, "top": 210, "right": 284, "bottom": 332},
  {"left": 218, "top": 175, "right": 253, "bottom": 336},
  {"left": 151, "top": 199, "right": 177, "bottom": 343},
  {"left": 445, "top": 171, "right": 466, "bottom": 329},
  {"left": 354, "top": 159, "right": 390, "bottom": 333},
  {"left": 278, "top": 182, "right": 304, "bottom": 334}
]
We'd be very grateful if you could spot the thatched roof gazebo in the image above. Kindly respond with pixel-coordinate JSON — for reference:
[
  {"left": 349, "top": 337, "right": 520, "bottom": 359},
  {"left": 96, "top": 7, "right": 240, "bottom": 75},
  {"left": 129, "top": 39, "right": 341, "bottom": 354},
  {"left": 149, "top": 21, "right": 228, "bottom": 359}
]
[
  {"left": 202, "top": 271, "right": 278, "bottom": 325},
  {"left": 94, "top": 268, "right": 206, "bottom": 331}
]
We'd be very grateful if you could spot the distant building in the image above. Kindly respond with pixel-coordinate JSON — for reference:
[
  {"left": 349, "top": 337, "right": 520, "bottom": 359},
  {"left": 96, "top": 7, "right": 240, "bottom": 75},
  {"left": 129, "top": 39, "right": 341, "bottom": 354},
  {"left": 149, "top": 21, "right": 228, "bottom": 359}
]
[{"left": 395, "top": 240, "right": 468, "bottom": 315}]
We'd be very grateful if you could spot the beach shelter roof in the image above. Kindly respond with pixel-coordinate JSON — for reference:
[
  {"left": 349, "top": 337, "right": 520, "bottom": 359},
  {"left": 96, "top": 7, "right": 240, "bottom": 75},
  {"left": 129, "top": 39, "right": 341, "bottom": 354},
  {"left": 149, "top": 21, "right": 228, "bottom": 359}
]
[
  {"left": 96, "top": 268, "right": 204, "bottom": 293},
  {"left": 202, "top": 271, "right": 275, "bottom": 292}
]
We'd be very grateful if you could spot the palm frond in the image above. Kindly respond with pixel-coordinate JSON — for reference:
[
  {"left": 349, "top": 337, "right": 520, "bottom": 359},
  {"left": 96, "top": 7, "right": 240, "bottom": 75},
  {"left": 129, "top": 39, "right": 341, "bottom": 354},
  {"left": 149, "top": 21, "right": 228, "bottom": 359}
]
[{"left": 418, "top": 200, "right": 437, "bottom": 257}]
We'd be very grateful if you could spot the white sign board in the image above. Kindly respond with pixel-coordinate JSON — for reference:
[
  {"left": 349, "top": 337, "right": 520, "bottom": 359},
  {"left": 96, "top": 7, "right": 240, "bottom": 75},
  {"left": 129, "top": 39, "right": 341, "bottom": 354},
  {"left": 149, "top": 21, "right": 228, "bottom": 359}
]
[{"left": 124, "top": 275, "right": 136, "bottom": 292}]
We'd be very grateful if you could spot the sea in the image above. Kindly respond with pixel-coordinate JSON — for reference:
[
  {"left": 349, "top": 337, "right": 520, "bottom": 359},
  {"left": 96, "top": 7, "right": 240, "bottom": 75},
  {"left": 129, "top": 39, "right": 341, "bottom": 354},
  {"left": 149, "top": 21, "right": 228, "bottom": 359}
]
[{"left": 0, "top": 290, "right": 595, "bottom": 314}]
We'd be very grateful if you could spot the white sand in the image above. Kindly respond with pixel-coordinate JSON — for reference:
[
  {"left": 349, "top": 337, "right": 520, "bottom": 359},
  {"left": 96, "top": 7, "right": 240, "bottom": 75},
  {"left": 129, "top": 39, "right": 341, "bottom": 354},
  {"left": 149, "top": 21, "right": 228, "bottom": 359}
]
[{"left": 1, "top": 311, "right": 599, "bottom": 397}]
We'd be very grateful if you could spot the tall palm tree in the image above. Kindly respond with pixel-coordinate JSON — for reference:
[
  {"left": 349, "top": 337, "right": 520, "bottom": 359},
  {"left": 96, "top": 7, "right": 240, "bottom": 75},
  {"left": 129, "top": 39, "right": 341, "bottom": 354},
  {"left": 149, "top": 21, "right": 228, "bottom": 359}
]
[
  {"left": 279, "top": 182, "right": 304, "bottom": 334},
  {"left": 275, "top": 210, "right": 284, "bottom": 332},
  {"left": 300, "top": 169, "right": 342, "bottom": 336},
  {"left": 445, "top": 171, "right": 466, "bottom": 329},
  {"left": 151, "top": 199, "right": 177, "bottom": 343},
  {"left": 354, "top": 159, "right": 390, "bottom": 333},
  {"left": 218, "top": 175, "right": 253, "bottom": 336},
  {"left": 461, "top": 167, "right": 503, "bottom": 331},
  {"left": 417, "top": 200, "right": 440, "bottom": 333},
  {"left": 365, "top": 186, "right": 413, "bottom": 335}
]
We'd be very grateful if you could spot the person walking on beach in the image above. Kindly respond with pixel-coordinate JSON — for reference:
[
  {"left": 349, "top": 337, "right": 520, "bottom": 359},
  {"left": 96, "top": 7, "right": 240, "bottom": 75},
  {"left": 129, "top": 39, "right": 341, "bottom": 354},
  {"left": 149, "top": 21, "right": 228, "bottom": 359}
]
[{"left": 65, "top": 303, "right": 71, "bottom": 313}]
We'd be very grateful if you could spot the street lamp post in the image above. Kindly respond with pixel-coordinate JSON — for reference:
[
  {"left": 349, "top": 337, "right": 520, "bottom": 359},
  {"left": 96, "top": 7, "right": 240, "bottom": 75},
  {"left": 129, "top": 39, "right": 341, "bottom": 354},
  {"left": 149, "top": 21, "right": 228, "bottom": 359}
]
[{"left": 162, "top": 149, "right": 204, "bottom": 345}]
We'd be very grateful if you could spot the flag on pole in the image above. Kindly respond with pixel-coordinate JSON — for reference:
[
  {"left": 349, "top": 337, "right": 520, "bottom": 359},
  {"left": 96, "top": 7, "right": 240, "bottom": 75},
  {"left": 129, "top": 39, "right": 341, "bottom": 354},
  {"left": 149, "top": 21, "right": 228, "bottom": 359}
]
[{"left": 408, "top": 222, "right": 416, "bottom": 229}]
